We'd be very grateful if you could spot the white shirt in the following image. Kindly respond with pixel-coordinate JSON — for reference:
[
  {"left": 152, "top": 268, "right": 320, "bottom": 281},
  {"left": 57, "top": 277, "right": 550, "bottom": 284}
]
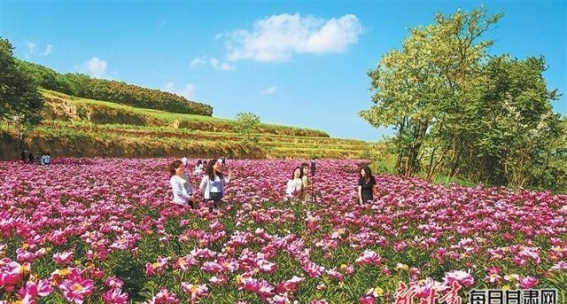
[
  {"left": 193, "top": 164, "right": 203, "bottom": 175},
  {"left": 199, "top": 174, "right": 230, "bottom": 200},
  {"left": 285, "top": 178, "right": 303, "bottom": 197},
  {"left": 181, "top": 157, "right": 188, "bottom": 167},
  {"left": 170, "top": 174, "right": 193, "bottom": 204}
]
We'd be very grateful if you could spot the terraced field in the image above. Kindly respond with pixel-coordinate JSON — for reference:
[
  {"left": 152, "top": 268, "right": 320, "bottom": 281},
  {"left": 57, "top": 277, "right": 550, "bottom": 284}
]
[
  {"left": 34, "top": 121, "right": 375, "bottom": 159},
  {"left": 1, "top": 90, "right": 379, "bottom": 160}
]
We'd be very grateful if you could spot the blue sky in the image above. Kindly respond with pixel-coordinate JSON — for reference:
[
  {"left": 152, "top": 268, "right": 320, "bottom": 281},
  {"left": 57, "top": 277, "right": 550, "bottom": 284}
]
[{"left": 1, "top": 0, "right": 565, "bottom": 141}]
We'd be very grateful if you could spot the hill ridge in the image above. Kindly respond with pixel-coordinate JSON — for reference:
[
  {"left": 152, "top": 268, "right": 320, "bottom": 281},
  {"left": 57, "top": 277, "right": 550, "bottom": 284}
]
[{"left": 0, "top": 89, "right": 376, "bottom": 160}]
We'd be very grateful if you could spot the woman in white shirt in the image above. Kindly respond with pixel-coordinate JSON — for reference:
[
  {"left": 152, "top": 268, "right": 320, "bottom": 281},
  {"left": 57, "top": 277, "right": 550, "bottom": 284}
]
[
  {"left": 193, "top": 160, "right": 204, "bottom": 175},
  {"left": 200, "top": 160, "right": 231, "bottom": 211},
  {"left": 285, "top": 167, "right": 303, "bottom": 199},
  {"left": 169, "top": 160, "right": 195, "bottom": 208}
]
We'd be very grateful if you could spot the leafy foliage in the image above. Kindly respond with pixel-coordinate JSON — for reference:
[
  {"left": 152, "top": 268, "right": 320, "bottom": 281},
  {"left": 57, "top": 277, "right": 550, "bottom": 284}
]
[
  {"left": 0, "top": 38, "right": 44, "bottom": 127},
  {"left": 234, "top": 112, "right": 261, "bottom": 142},
  {"left": 465, "top": 55, "right": 565, "bottom": 191},
  {"left": 361, "top": 6, "right": 502, "bottom": 179},
  {"left": 360, "top": 7, "right": 566, "bottom": 192}
]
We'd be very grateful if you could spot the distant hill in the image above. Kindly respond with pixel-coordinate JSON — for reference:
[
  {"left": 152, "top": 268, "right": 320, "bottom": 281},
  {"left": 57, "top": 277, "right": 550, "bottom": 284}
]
[
  {"left": 1, "top": 89, "right": 377, "bottom": 160},
  {"left": 1, "top": 60, "right": 377, "bottom": 160},
  {"left": 16, "top": 60, "right": 213, "bottom": 115}
]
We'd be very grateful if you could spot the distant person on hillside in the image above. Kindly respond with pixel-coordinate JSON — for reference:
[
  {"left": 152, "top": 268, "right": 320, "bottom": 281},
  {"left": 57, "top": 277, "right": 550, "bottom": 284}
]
[
  {"left": 41, "top": 152, "right": 51, "bottom": 165},
  {"left": 358, "top": 166, "right": 377, "bottom": 205},
  {"left": 169, "top": 160, "right": 195, "bottom": 208},
  {"left": 27, "top": 152, "right": 34, "bottom": 163},
  {"left": 21, "top": 150, "right": 26, "bottom": 162},
  {"left": 181, "top": 155, "right": 188, "bottom": 168},
  {"left": 200, "top": 160, "right": 231, "bottom": 212},
  {"left": 285, "top": 167, "right": 303, "bottom": 200}
]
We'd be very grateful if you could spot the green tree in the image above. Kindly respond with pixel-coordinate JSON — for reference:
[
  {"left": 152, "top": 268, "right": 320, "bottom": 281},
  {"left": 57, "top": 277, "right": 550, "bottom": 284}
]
[
  {"left": 468, "top": 55, "right": 564, "bottom": 189},
  {"left": 0, "top": 38, "right": 44, "bottom": 127},
  {"left": 16, "top": 59, "right": 72, "bottom": 93},
  {"left": 235, "top": 112, "right": 260, "bottom": 141},
  {"left": 360, "top": 7, "right": 502, "bottom": 179}
]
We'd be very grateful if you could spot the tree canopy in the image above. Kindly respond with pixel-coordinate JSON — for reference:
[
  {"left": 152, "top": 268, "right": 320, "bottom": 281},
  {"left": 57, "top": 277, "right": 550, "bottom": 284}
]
[
  {"left": 0, "top": 38, "right": 44, "bottom": 126},
  {"left": 235, "top": 112, "right": 261, "bottom": 142},
  {"left": 360, "top": 7, "right": 566, "bottom": 192}
]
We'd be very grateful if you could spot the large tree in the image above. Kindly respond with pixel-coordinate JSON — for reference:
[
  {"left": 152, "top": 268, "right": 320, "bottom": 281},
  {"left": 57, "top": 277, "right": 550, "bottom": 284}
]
[
  {"left": 0, "top": 38, "right": 44, "bottom": 127},
  {"left": 360, "top": 7, "right": 502, "bottom": 179},
  {"left": 360, "top": 8, "right": 566, "bottom": 192},
  {"left": 468, "top": 55, "right": 564, "bottom": 189}
]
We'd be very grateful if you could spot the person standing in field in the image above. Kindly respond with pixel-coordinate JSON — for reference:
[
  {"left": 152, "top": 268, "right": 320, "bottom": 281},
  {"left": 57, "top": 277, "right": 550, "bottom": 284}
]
[
  {"left": 358, "top": 166, "right": 377, "bottom": 205},
  {"left": 285, "top": 167, "right": 303, "bottom": 200},
  {"left": 169, "top": 160, "right": 195, "bottom": 208},
  {"left": 200, "top": 160, "right": 231, "bottom": 212},
  {"left": 193, "top": 160, "right": 204, "bottom": 175},
  {"left": 181, "top": 155, "right": 188, "bottom": 168},
  {"left": 300, "top": 162, "right": 311, "bottom": 194}
]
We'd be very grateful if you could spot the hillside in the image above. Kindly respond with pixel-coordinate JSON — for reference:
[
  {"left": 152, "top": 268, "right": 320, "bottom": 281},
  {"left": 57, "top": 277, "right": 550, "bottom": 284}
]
[
  {"left": 1, "top": 90, "right": 376, "bottom": 160},
  {"left": 16, "top": 60, "right": 213, "bottom": 116}
]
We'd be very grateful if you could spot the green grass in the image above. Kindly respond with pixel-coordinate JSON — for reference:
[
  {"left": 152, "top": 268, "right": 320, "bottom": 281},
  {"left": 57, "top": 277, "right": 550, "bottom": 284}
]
[{"left": 432, "top": 173, "right": 478, "bottom": 187}]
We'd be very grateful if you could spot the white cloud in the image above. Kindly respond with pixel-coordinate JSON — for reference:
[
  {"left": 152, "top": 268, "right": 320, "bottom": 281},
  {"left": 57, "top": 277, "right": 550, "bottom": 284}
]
[
  {"left": 80, "top": 57, "right": 108, "bottom": 78},
  {"left": 222, "top": 13, "right": 363, "bottom": 62},
  {"left": 190, "top": 55, "right": 234, "bottom": 71},
  {"left": 164, "top": 82, "right": 176, "bottom": 91},
  {"left": 24, "top": 40, "right": 54, "bottom": 57},
  {"left": 190, "top": 57, "right": 207, "bottom": 68},
  {"left": 218, "top": 62, "right": 234, "bottom": 71},
  {"left": 260, "top": 86, "right": 278, "bottom": 95},
  {"left": 24, "top": 40, "right": 36, "bottom": 56},
  {"left": 41, "top": 44, "right": 54, "bottom": 56},
  {"left": 163, "top": 82, "right": 195, "bottom": 100}
]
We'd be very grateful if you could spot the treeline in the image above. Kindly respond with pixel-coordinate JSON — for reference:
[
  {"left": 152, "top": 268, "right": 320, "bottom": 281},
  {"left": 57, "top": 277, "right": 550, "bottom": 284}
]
[{"left": 16, "top": 60, "right": 213, "bottom": 116}]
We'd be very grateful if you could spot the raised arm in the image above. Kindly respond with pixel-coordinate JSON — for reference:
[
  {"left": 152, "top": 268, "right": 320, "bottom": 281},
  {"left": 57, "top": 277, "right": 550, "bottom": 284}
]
[{"left": 199, "top": 176, "right": 208, "bottom": 194}]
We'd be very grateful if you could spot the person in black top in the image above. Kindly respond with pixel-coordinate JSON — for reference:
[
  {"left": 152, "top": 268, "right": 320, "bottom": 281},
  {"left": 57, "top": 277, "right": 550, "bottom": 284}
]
[{"left": 358, "top": 166, "right": 377, "bottom": 205}]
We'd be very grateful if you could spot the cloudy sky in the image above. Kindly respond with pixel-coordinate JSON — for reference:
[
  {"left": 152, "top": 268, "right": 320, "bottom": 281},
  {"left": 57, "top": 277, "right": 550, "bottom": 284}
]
[{"left": 2, "top": 0, "right": 565, "bottom": 141}]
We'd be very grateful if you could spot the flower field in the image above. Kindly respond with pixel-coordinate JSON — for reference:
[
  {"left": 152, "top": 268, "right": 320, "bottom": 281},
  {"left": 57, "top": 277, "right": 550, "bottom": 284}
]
[{"left": 1, "top": 158, "right": 566, "bottom": 303}]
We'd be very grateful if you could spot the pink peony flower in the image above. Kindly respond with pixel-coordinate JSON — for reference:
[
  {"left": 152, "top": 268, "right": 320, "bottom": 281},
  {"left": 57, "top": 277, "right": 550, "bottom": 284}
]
[
  {"left": 17, "top": 279, "right": 53, "bottom": 299},
  {"left": 53, "top": 250, "right": 75, "bottom": 265},
  {"left": 152, "top": 287, "right": 180, "bottom": 304},
  {"left": 181, "top": 282, "right": 209, "bottom": 304},
  {"left": 102, "top": 288, "right": 129, "bottom": 304},
  {"left": 443, "top": 270, "right": 475, "bottom": 287},
  {"left": 104, "top": 276, "right": 124, "bottom": 289},
  {"left": 355, "top": 250, "right": 383, "bottom": 266},
  {"left": 58, "top": 276, "right": 95, "bottom": 304},
  {"left": 549, "top": 261, "right": 567, "bottom": 271},
  {"left": 518, "top": 276, "right": 538, "bottom": 289}
]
